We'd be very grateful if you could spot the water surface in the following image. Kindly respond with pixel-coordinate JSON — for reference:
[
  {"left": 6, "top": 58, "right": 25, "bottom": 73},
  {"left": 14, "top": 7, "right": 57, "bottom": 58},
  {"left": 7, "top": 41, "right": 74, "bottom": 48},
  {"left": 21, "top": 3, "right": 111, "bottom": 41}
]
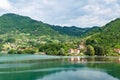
[{"left": 0, "top": 54, "right": 120, "bottom": 80}]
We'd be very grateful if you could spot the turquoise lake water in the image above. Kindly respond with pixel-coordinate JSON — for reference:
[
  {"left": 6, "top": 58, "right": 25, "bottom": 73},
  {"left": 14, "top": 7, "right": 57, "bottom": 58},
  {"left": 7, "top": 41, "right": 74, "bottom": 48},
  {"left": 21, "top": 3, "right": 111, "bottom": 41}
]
[{"left": 0, "top": 54, "right": 120, "bottom": 80}]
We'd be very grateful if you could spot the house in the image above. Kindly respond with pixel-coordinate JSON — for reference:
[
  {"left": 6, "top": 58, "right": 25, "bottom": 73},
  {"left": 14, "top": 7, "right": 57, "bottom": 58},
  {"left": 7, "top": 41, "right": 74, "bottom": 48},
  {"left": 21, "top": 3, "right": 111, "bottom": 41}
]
[
  {"left": 74, "top": 49, "right": 80, "bottom": 54},
  {"left": 78, "top": 45, "right": 85, "bottom": 49},
  {"left": 68, "top": 49, "right": 74, "bottom": 53},
  {"left": 68, "top": 49, "right": 80, "bottom": 54},
  {"left": 3, "top": 43, "right": 17, "bottom": 50},
  {"left": 34, "top": 52, "right": 46, "bottom": 55},
  {"left": 114, "top": 49, "right": 120, "bottom": 54}
]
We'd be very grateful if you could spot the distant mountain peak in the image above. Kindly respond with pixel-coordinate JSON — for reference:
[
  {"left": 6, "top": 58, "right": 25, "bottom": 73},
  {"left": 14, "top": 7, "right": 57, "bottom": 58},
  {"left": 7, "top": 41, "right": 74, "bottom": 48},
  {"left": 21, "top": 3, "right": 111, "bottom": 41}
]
[
  {"left": 1, "top": 13, "right": 32, "bottom": 20},
  {"left": 1, "top": 13, "right": 19, "bottom": 17}
]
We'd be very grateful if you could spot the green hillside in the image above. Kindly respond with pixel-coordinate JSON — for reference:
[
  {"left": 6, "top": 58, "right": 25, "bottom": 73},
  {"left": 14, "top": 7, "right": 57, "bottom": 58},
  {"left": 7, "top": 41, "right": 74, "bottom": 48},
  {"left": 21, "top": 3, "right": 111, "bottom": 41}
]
[
  {"left": 0, "top": 13, "right": 99, "bottom": 43},
  {"left": 0, "top": 13, "right": 119, "bottom": 56},
  {"left": 0, "top": 13, "right": 96, "bottom": 55},
  {"left": 0, "top": 13, "right": 60, "bottom": 36},
  {"left": 86, "top": 18, "right": 120, "bottom": 55},
  {"left": 51, "top": 26, "right": 89, "bottom": 36},
  {"left": 0, "top": 13, "right": 94, "bottom": 37}
]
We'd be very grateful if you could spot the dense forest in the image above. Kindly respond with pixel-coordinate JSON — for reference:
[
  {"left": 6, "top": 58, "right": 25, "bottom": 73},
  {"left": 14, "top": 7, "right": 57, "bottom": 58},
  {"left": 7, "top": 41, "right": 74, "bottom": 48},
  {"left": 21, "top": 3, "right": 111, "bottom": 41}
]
[
  {"left": 0, "top": 13, "right": 95, "bottom": 37},
  {"left": 0, "top": 13, "right": 120, "bottom": 56},
  {"left": 85, "top": 18, "right": 120, "bottom": 56}
]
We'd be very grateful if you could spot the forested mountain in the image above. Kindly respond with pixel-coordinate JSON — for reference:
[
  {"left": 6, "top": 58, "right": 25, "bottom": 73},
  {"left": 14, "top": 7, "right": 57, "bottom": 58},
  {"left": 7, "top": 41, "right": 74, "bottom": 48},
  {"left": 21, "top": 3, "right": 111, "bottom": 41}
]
[
  {"left": 51, "top": 26, "right": 89, "bottom": 36},
  {"left": 0, "top": 13, "right": 120, "bottom": 55},
  {"left": 86, "top": 18, "right": 120, "bottom": 55},
  {"left": 0, "top": 13, "right": 60, "bottom": 36},
  {"left": 88, "top": 18, "right": 120, "bottom": 47},
  {"left": 0, "top": 13, "right": 99, "bottom": 55},
  {"left": 0, "top": 13, "right": 95, "bottom": 37}
]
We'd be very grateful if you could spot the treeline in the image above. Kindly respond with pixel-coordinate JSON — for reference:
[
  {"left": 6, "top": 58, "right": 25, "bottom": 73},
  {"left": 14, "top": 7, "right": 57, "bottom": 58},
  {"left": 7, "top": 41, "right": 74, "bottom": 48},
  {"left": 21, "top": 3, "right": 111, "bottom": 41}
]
[
  {"left": 85, "top": 39, "right": 107, "bottom": 56},
  {"left": 7, "top": 42, "right": 76, "bottom": 55},
  {"left": 39, "top": 43, "right": 75, "bottom": 56},
  {"left": 85, "top": 18, "right": 120, "bottom": 56},
  {"left": 8, "top": 49, "right": 36, "bottom": 54},
  {"left": 85, "top": 38, "right": 119, "bottom": 56}
]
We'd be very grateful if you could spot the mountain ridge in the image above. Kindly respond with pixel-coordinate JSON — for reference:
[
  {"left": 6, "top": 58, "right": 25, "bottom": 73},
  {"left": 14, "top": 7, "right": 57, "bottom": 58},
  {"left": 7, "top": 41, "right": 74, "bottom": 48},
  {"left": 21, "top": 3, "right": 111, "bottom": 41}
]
[{"left": 0, "top": 13, "right": 101, "bottom": 40}]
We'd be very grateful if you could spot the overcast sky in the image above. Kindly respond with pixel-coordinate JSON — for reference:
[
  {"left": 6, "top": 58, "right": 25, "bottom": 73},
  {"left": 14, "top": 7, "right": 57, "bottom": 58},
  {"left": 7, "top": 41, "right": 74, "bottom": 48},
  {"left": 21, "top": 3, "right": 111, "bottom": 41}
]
[{"left": 0, "top": 0, "right": 120, "bottom": 27}]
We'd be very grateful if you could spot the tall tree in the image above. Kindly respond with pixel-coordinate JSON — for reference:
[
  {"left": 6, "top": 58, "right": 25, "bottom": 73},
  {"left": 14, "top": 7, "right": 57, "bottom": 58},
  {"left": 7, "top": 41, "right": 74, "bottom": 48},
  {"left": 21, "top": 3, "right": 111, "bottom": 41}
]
[{"left": 86, "top": 45, "right": 95, "bottom": 56}]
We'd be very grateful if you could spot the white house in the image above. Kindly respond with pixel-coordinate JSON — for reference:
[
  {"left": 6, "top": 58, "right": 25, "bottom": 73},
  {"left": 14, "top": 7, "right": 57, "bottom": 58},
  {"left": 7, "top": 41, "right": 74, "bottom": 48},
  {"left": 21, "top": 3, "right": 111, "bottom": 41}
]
[{"left": 68, "top": 49, "right": 80, "bottom": 54}]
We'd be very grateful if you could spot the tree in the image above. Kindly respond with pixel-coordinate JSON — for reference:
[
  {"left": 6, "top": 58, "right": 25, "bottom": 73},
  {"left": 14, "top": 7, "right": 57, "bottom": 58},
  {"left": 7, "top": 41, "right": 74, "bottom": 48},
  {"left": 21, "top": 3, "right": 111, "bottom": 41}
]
[
  {"left": 5, "top": 38, "right": 15, "bottom": 43},
  {"left": 59, "top": 48, "right": 65, "bottom": 55},
  {"left": 8, "top": 49, "right": 17, "bottom": 54},
  {"left": 17, "top": 49, "right": 36, "bottom": 54},
  {"left": 94, "top": 45, "right": 105, "bottom": 56},
  {"left": 0, "top": 38, "right": 3, "bottom": 43},
  {"left": 0, "top": 44, "right": 3, "bottom": 51},
  {"left": 86, "top": 39, "right": 98, "bottom": 46},
  {"left": 86, "top": 45, "right": 95, "bottom": 56},
  {"left": 39, "top": 43, "right": 71, "bottom": 55}
]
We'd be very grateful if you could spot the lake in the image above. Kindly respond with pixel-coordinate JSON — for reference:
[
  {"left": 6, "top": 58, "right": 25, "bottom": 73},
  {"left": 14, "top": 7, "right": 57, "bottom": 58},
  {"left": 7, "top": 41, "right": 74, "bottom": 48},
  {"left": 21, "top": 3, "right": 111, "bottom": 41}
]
[{"left": 0, "top": 54, "right": 120, "bottom": 80}]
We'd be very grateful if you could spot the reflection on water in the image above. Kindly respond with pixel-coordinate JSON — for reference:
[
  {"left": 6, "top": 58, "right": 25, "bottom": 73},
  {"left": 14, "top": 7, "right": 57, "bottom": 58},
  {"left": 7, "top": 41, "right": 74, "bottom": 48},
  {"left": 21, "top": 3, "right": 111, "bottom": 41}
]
[
  {"left": 69, "top": 56, "right": 87, "bottom": 63},
  {"left": 37, "top": 68, "right": 118, "bottom": 80},
  {"left": 0, "top": 54, "right": 120, "bottom": 80},
  {"left": 0, "top": 63, "right": 36, "bottom": 68},
  {"left": 0, "top": 54, "right": 61, "bottom": 62}
]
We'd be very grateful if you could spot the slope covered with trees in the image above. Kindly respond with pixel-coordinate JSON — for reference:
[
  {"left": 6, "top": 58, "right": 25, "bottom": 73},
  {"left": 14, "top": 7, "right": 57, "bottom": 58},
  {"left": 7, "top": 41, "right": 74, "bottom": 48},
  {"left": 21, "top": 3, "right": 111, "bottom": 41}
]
[
  {"left": 0, "top": 13, "right": 95, "bottom": 37},
  {"left": 0, "top": 13, "right": 97, "bottom": 55},
  {"left": 86, "top": 18, "right": 120, "bottom": 55},
  {"left": 0, "top": 13, "right": 120, "bottom": 56}
]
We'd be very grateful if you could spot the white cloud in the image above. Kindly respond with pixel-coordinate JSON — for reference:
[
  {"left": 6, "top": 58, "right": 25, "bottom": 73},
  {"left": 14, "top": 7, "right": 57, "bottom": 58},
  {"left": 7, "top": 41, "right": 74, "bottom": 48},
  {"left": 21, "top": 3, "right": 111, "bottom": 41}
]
[
  {"left": 0, "top": 0, "right": 120, "bottom": 27},
  {"left": 0, "top": 0, "right": 12, "bottom": 10},
  {"left": 104, "top": 0, "right": 117, "bottom": 4}
]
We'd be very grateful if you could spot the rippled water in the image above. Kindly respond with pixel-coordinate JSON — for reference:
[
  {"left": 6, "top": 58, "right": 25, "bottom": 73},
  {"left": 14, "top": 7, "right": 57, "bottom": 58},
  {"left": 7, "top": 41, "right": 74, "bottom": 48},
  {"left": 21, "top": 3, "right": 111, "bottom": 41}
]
[{"left": 0, "top": 54, "right": 120, "bottom": 80}]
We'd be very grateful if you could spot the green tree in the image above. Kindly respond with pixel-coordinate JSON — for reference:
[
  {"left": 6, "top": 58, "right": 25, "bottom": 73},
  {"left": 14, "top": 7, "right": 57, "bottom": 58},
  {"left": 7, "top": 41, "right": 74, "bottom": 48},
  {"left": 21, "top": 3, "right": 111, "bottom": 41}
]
[
  {"left": 0, "top": 38, "right": 3, "bottom": 43},
  {"left": 59, "top": 48, "right": 65, "bottom": 55},
  {"left": 86, "top": 39, "right": 98, "bottom": 46},
  {"left": 94, "top": 45, "right": 105, "bottom": 56},
  {"left": 5, "top": 38, "right": 15, "bottom": 43},
  {"left": 86, "top": 45, "right": 95, "bottom": 56},
  {"left": 0, "top": 44, "right": 3, "bottom": 51},
  {"left": 8, "top": 49, "right": 17, "bottom": 54},
  {"left": 39, "top": 43, "right": 71, "bottom": 55}
]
